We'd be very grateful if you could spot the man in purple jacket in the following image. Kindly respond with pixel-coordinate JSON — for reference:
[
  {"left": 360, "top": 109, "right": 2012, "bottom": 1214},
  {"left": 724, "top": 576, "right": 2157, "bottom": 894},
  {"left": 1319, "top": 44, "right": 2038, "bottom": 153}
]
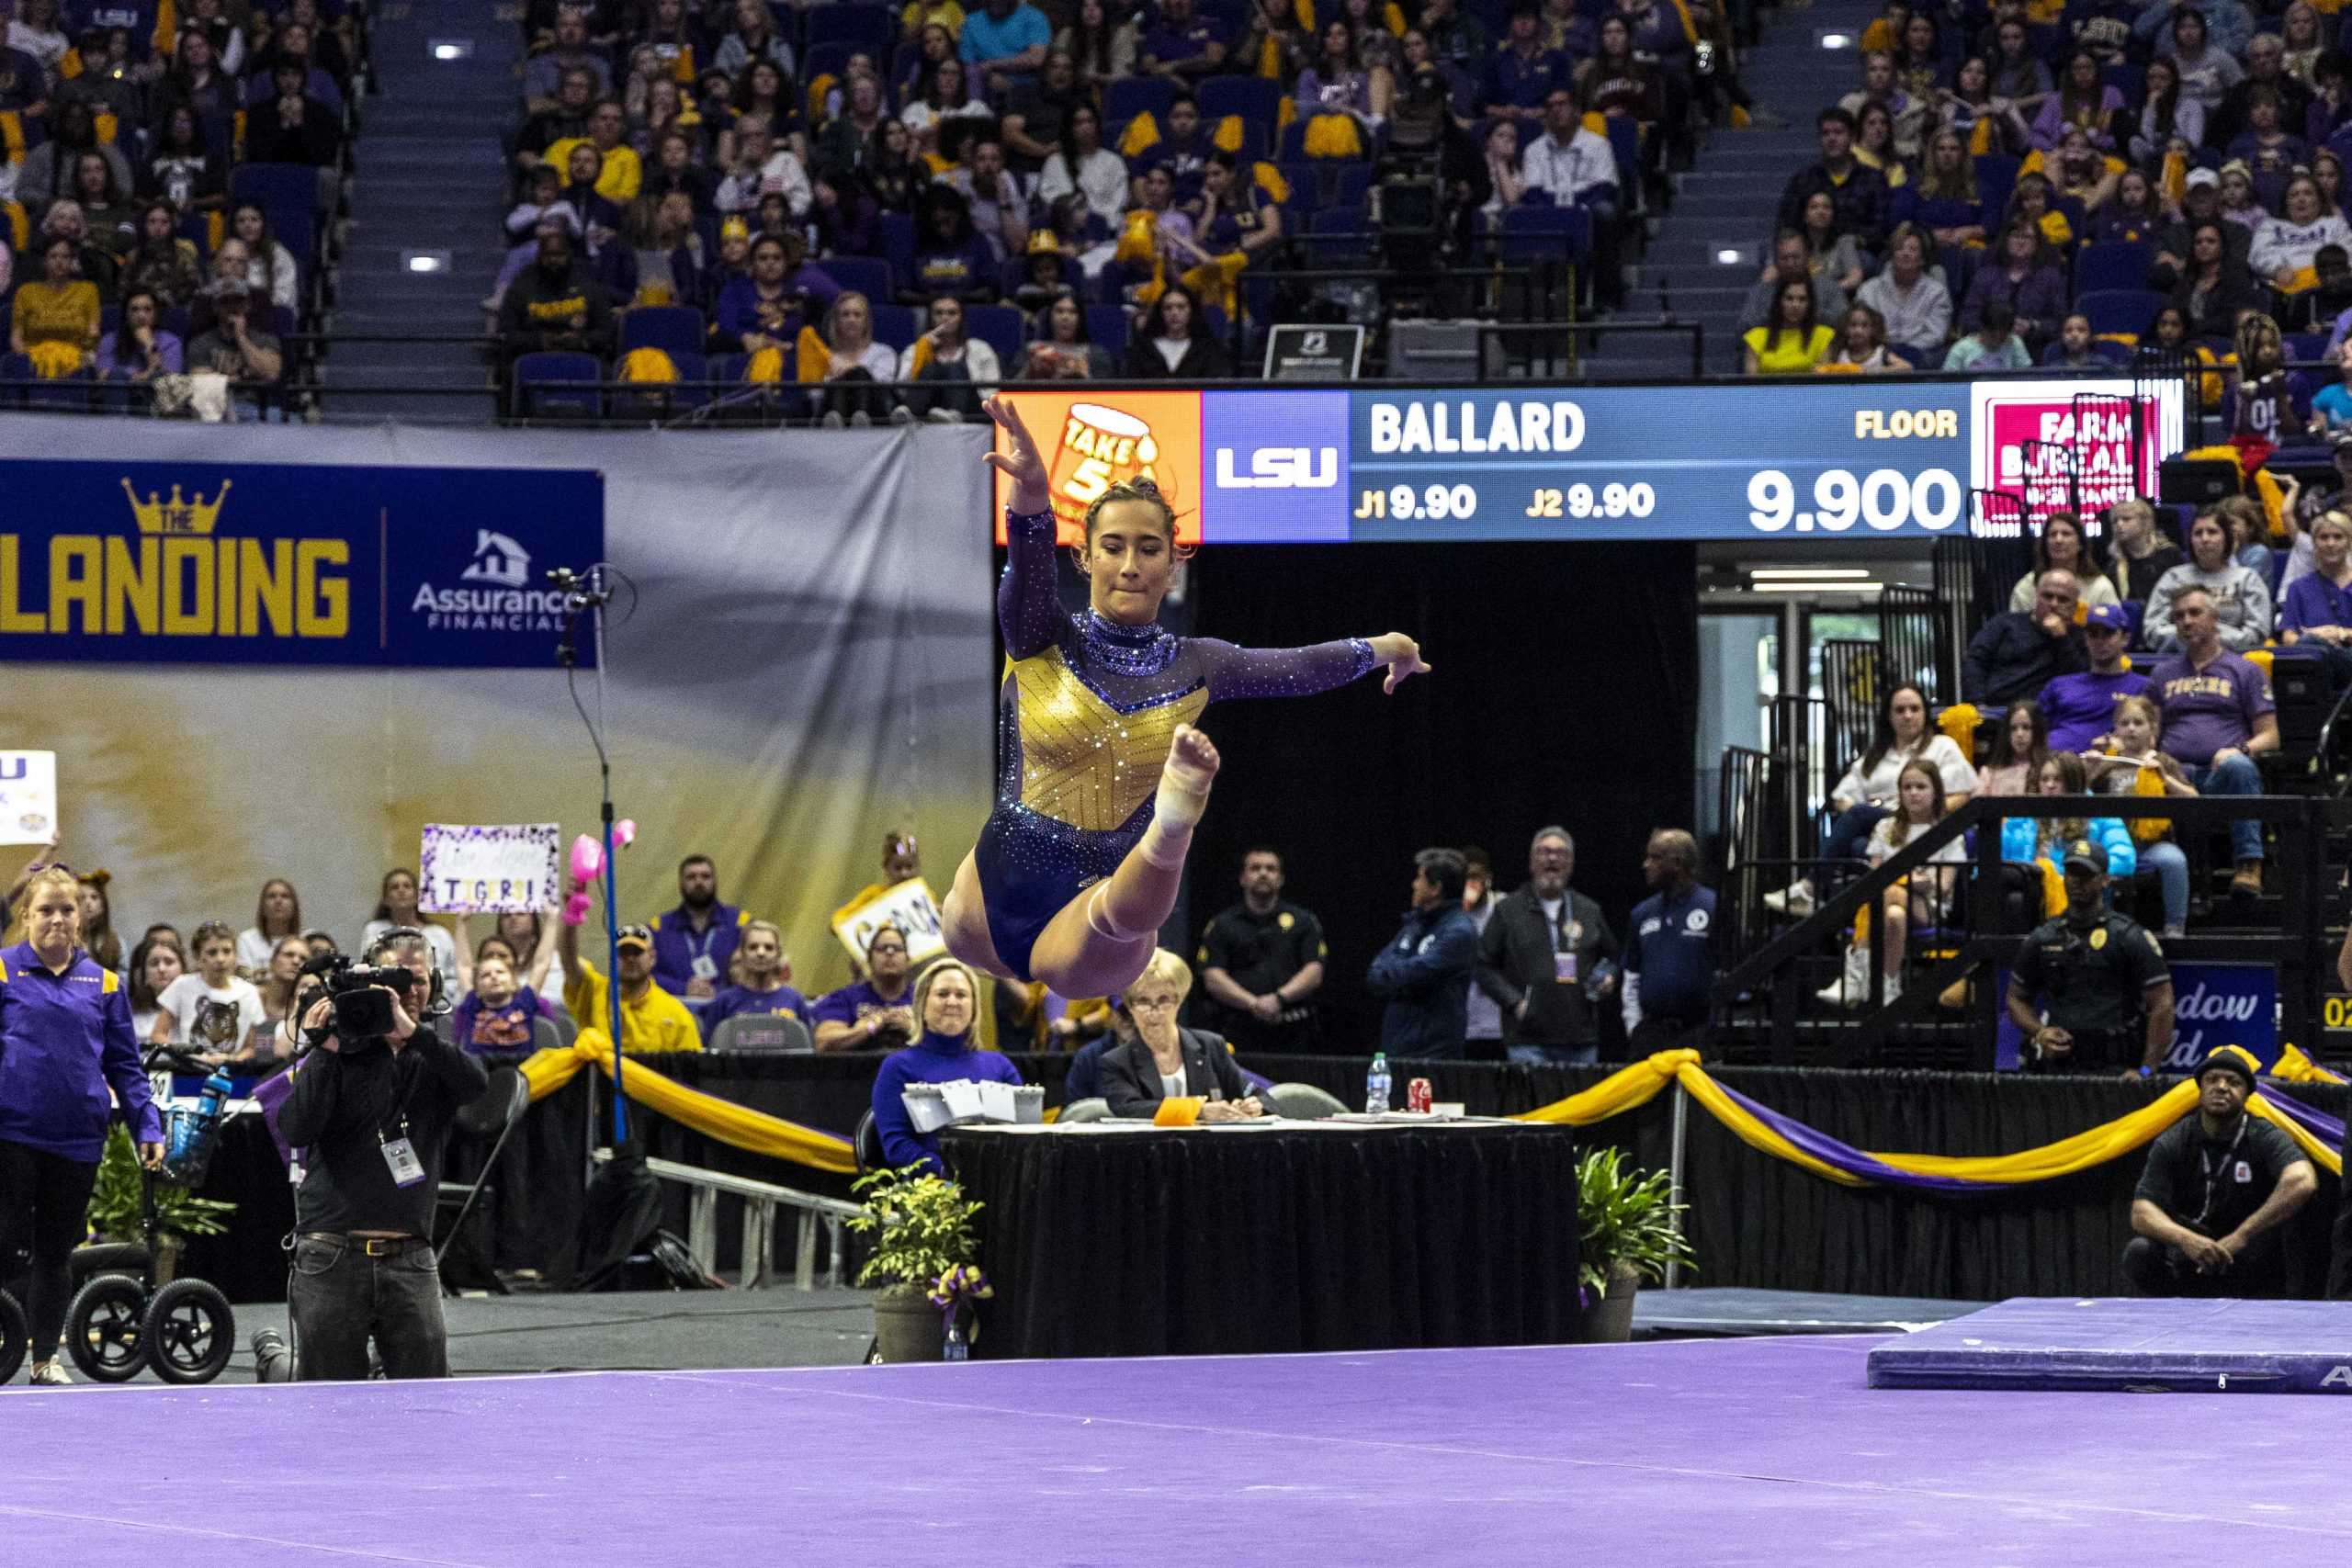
[{"left": 2040, "top": 603, "right": 2154, "bottom": 750}]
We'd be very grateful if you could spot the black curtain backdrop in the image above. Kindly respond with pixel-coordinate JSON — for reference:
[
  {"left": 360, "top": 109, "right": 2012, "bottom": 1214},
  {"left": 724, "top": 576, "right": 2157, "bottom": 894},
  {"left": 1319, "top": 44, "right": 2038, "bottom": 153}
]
[
  {"left": 1183, "top": 543, "right": 1701, "bottom": 1049},
  {"left": 189, "top": 1055, "right": 2344, "bottom": 1307}
]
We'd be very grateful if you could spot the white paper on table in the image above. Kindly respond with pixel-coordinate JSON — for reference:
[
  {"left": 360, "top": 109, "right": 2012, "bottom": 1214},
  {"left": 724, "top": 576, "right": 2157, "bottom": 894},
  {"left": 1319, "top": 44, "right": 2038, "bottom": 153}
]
[
  {"left": 937, "top": 1079, "right": 987, "bottom": 1122},
  {"left": 904, "top": 1086, "right": 952, "bottom": 1133},
  {"left": 0, "top": 751, "right": 57, "bottom": 846},
  {"left": 977, "top": 1080, "right": 1018, "bottom": 1122}
]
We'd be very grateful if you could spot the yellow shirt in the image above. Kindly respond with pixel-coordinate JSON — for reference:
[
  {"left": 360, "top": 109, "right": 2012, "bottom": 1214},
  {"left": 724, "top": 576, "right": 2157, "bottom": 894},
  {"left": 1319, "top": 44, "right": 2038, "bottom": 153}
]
[
  {"left": 1744, "top": 323, "right": 1834, "bottom": 373},
  {"left": 544, "top": 139, "right": 643, "bottom": 202},
  {"left": 565, "top": 956, "right": 703, "bottom": 1054},
  {"left": 13, "top": 279, "right": 98, "bottom": 352}
]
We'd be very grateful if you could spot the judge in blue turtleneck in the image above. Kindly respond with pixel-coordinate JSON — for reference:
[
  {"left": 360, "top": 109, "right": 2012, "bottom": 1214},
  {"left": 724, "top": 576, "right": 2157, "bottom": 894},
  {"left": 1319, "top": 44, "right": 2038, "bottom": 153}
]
[{"left": 870, "top": 958, "right": 1023, "bottom": 1174}]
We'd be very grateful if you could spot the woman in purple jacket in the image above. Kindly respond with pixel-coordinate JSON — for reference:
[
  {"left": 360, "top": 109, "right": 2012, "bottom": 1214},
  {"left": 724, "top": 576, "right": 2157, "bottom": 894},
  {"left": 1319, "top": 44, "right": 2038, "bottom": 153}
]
[{"left": 0, "top": 865, "right": 163, "bottom": 1384}]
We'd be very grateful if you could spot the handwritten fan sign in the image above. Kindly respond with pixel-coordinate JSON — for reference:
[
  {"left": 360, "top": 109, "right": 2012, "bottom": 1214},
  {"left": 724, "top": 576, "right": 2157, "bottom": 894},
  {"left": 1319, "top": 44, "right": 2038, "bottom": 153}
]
[
  {"left": 831, "top": 877, "right": 946, "bottom": 968},
  {"left": 419, "top": 823, "right": 561, "bottom": 914},
  {"left": 0, "top": 751, "right": 57, "bottom": 846}
]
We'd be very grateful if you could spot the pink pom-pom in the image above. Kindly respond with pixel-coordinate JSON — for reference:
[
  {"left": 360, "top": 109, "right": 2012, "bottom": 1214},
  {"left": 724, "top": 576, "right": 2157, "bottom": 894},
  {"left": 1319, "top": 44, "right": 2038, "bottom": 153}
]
[
  {"left": 614, "top": 818, "right": 638, "bottom": 849},
  {"left": 571, "top": 833, "right": 604, "bottom": 884},
  {"left": 562, "top": 890, "right": 594, "bottom": 928}
]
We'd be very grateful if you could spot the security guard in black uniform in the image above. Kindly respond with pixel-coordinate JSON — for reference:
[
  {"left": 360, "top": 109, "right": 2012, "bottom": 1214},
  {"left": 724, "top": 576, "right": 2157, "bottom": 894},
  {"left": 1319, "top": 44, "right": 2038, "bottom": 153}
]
[
  {"left": 2124, "top": 1044, "right": 2318, "bottom": 1298},
  {"left": 2005, "top": 839, "right": 2177, "bottom": 1077}
]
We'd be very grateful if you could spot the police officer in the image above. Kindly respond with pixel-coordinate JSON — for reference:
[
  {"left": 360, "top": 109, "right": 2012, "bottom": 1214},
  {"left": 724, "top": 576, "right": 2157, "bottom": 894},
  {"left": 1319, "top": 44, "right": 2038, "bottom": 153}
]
[
  {"left": 2005, "top": 839, "right": 2177, "bottom": 1077},
  {"left": 1193, "top": 848, "right": 1327, "bottom": 1052},
  {"left": 2123, "top": 1044, "right": 2317, "bottom": 1298}
]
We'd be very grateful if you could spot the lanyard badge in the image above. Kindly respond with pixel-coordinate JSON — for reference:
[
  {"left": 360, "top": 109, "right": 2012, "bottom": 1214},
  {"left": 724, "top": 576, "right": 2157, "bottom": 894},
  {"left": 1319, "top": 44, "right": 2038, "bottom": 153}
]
[{"left": 379, "top": 1118, "right": 426, "bottom": 1187}]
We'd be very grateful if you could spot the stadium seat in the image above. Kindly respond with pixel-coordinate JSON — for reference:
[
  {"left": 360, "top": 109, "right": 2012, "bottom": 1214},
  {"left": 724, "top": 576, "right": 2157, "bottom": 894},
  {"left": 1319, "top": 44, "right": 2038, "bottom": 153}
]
[
  {"left": 1105, "top": 76, "right": 1179, "bottom": 130},
  {"left": 1973, "top": 152, "right": 2019, "bottom": 215},
  {"left": 803, "top": 3, "right": 895, "bottom": 56},
  {"left": 229, "top": 163, "right": 322, "bottom": 233},
  {"left": 2287, "top": 333, "right": 2329, "bottom": 364},
  {"left": 1306, "top": 204, "right": 1374, "bottom": 265},
  {"left": 1498, "top": 204, "right": 1593, "bottom": 264},
  {"left": 618, "top": 305, "right": 705, "bottom": 359},
  {"left": 2073, "top": 242, "right": 2150, "bottom": 297},
  {"left": 867, "top": 301, "right": 918, "bottom": 349},
  {"left": 709, "top": 1013, "right": 813, "bottom": 1051},
  {"left": 964, "top": 303, "right": 1023, "bottom": 366},
  {"left": 823, "top": 253, "right": 892, "bottom": 306},
  {"left": 876, "top": 212, "right": 917, "bottom": 289},
  {"left": 2075, "top": 288, "right": 2165, "bottom": 336},
  {"left": 513, "top": 351, "right": 604, "bottom": 419},
  {"left": 1198, "top": 77, "right": 1280, "bottom": 129},
  {"left": 1085, "top": 303, "right": 1132, "bottom": 355},
  {"left": 613, "top": 348, "right": 709, "bottom": 417}
]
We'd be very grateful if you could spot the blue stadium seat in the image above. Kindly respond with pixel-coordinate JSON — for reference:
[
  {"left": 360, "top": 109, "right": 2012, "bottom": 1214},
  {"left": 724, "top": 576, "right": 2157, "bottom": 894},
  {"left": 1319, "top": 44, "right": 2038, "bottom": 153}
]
[
  {"left": 1498, "top": 204, "right": 1593, "bottom": 264},
  {"left": 615, "top": 348, "right": 709, "bottom": 414},
  {"left": 26, "top": 365, "right": 95, "bottom": 412},
  {"left": 2074, "top": 242, "right": 2150, "bottom": 297},
  {"left": 230, "top": 163, "right": 323, "bottom": 233},
  {"left": 1330, "top": 163, "right": 1372, "bottom": 209},
  {"left": 1085, "top": 303, "right": 1131, "bottom": 355},
  {"left": 964, "top": 303, "right": 1023, "bottom": 366},
  {"left": 1973, "top": 152, "right": 2020, "bottom": 217},
  {"left": 2288, "top": 332, "right": 2329, "bottom": 364},
  {"left": 1306, "top": 205, "right": 1374, "bottom": 265},
  {"left": 1274, "top": 160, "right": 1317, "bottom": 212},
  {"left": 867, "top": 301, "right": 919, "bottom": 349},
  {"left": 619, "top": 304, "right": 705, "bottom": 359},
  {"left": 876, "top": 212, "right": 917, "bottom": 288},
  {"left": 803, "top": 4, "right": 895, "bottom": 56},
  {"left": 1197, "top": 77, "right": 1280, "bottom": 128},
  {"left": 513, "top": 352, "right": 604, "bottom": 419},
  {"left": 820, "top": 254, "right": 893, "bottom": 304},
  {"left": 802, "top": 41, "right": 855, "bottom": 93},
  {"left": 2075, "top": 288, "right": 2165, "bottom": 336},
  {"left": 1105, "top": 77, "right": 1179, "bottom": 130}
]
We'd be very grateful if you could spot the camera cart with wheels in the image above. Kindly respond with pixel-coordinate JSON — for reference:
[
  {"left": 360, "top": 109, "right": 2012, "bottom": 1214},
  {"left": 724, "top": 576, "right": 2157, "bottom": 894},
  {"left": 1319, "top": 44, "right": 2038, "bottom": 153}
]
[{"left": 62, "top": 1047, "right": 239, "bottom": 1384}]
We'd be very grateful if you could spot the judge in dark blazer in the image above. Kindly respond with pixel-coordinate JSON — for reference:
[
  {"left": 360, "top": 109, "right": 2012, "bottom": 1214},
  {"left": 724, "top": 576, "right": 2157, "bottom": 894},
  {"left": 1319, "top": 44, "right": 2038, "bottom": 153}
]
[{"left": 1100, "top": 949, "right": 1272, "bottom": 1120}]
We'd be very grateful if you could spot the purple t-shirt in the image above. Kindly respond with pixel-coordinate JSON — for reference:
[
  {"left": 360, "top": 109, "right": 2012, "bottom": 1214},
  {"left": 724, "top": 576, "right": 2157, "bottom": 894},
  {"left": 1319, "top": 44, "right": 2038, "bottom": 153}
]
[
  {"left": 2145, "top": 648, "right": 2275, "bottom": 766},
  {"left": 2038, "top": 668, "right": 2155, "bottom": 752},
  {"left": 809, "top": 979, "right": 913, "bottom": 1041},
  {"left": 452, "top": 986, "right": 549, "bottom": 1053}
]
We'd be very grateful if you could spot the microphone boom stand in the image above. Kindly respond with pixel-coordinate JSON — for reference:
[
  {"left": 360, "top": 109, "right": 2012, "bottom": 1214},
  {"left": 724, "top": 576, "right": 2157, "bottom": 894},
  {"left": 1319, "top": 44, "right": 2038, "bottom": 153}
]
[{"left": 555, "top": 565, "right": 628, "bottom": 1146}]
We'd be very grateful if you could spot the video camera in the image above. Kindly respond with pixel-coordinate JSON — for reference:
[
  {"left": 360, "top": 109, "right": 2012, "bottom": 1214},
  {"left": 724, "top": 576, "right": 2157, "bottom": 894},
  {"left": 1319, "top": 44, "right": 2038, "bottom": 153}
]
[{"left": 303, "top": 955, "right": 419, "bottom": 1044}]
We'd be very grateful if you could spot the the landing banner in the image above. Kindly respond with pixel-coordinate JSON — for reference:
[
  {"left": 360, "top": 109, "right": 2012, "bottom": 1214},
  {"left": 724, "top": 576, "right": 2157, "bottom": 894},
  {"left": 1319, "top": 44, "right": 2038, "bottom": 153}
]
[{"left": 0, "top": 458, "right": 603, "bottom": 666}]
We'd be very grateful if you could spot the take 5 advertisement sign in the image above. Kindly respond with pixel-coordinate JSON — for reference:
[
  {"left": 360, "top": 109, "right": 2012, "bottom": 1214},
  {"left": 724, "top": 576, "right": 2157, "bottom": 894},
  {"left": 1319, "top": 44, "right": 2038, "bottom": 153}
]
[
  {"left": 0, "top": 459, "right": 604, "bottom": 666},
  {"left": 992, "top": 378, "right": 2185, "bottom": 545}
]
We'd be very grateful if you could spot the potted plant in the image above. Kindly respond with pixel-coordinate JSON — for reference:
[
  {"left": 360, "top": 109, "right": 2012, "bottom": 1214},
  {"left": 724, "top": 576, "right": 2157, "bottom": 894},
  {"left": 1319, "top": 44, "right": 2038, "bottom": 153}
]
[
  {"left": 846, "top": 1164, "right": 986, "bottom": 1362},
  {"left": 1570, "top": 1146, "right": 1695, "bottom": 1344},
  {"left": 85, "top": 1125, "right": 235, "bottom": 1284}
]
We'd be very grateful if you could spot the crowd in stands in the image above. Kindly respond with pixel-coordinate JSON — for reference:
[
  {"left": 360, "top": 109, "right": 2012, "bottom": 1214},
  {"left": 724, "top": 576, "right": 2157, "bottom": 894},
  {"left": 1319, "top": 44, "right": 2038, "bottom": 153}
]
[
  {"left": 0, "top": 0, "right": 355, "bottom": 413},
  {"left": 1742, "top": 0, "right": 2352, "bottom": 378},
  {"left": 492, "top": 0, "right": 1758, "bottom": 412}
]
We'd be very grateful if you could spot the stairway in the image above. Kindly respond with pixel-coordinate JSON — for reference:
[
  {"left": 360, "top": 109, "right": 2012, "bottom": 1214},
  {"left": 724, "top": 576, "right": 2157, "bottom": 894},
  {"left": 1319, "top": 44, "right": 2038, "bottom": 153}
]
[
  {"left": 1593, "top": 0, "right": 1883, "bottom": 377},
  {"left": 318, "top": 0, "right": 518, "bottom": 423}
]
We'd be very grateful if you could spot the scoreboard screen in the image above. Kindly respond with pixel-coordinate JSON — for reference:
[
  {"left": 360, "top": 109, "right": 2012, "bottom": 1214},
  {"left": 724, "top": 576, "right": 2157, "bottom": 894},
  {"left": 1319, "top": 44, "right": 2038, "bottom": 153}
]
[{"left": 993, "top": 378, "right": 2186, "bottom": 546}]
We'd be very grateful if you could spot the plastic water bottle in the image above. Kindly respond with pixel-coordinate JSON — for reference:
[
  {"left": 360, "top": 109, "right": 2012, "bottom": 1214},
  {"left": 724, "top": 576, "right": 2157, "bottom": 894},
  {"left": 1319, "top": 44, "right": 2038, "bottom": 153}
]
[
  {"left": 1365, "top": 1053, "right": 1392, "bottom": 1113},
  {"left": 196, "top": 1067, "right": 233, "bottom": 1121},
  {"left": 944, "top": 1317, "right": 969, "bottom": 1361}
]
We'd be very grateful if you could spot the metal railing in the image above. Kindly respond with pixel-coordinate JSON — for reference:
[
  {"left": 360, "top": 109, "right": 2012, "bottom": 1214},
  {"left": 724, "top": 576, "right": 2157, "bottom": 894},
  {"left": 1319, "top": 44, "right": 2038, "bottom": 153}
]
[{"left": 1713, "top": 793, "right": 2350, "bottom": 1069}]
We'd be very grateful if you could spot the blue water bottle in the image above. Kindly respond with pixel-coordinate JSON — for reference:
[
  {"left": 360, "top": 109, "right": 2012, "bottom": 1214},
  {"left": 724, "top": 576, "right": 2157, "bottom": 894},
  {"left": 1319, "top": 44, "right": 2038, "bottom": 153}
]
[
  {"left": 1365, "top": 1052, "right": 1392, "bottom": 1114},
  {"left": 197, "top": 1067, "right": 233, "bottom": 1120}
]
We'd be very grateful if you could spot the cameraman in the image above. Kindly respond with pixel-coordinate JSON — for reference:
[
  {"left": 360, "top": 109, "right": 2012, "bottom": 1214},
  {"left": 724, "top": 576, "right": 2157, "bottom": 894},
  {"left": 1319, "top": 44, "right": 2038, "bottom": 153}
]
[{"left": 277, "top": 930, "right": 487, "bottom": 1381}]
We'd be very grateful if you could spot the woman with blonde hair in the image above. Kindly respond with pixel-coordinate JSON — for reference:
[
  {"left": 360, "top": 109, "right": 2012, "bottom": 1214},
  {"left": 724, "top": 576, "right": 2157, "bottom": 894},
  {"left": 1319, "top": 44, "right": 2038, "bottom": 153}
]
[
  {"left": 868, "top": 957, "right": 1022, "bottom": 1172},
  {"left": 1818, "top": 759, "right": 1968, "bottom": 1007},
  {"left": 1099, "top": 947, "right": 1269, "bottom": 1120},
  {"left": 0, "top": 864, "right": 164, "bottom": 1383}
]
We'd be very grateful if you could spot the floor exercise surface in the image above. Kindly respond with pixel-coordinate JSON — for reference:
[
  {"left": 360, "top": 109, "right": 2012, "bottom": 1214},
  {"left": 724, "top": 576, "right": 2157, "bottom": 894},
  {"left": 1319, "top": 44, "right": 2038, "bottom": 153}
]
[
  {"left": 2, "top": 1334, "right": 2343, "bottom": 1566},
  {"left": 1870, "top": 1296, "right": 2352, "bottom": 1393}
]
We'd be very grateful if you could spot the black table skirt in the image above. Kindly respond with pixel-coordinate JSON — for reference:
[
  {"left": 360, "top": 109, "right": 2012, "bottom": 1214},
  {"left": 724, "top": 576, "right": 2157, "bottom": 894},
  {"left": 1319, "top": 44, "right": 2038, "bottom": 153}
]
[{"left": 943, "top": 1122, "right": 1583, "bottom": 1359}]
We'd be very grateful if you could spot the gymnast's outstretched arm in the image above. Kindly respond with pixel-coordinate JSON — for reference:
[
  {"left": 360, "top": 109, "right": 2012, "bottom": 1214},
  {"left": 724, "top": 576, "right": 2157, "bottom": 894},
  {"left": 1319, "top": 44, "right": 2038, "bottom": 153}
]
[
  {"left": 1196, "top": 632, "right": 1430, "bottom": 699},
  {"left": 987, "top": 397, "right": 1065, "bottom": 660}
]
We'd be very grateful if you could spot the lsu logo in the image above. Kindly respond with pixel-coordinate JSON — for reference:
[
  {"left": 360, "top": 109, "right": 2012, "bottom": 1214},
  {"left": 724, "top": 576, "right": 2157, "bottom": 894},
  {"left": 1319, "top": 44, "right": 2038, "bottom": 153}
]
[{"left": 1215, "top": 447, "right": 1340, "bottom": 490}]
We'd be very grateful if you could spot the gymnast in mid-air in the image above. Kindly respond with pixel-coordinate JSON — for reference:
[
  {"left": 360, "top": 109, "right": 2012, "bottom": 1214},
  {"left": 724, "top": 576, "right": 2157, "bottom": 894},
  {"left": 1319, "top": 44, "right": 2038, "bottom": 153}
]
[{"left": 941, "top": 395, "right": 1430, "bottom": 999}]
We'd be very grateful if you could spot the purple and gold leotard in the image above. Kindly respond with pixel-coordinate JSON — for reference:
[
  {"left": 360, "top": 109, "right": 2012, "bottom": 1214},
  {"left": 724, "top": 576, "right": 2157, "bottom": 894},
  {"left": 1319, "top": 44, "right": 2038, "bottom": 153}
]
[{"left": 973, "top": 507, "right": 1376, "bottom": 981}]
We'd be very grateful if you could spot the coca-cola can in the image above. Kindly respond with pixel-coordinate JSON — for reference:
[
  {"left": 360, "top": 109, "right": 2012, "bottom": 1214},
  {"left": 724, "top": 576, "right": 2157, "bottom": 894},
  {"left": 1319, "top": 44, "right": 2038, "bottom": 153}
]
[{"left": 1407, "top": 1077, "right": 1433, "bottom": 1114}]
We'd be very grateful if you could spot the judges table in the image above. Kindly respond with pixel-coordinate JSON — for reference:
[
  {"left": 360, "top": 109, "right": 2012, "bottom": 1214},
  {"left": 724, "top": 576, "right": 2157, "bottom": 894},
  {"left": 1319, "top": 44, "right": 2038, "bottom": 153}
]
[{"left": 941, "top": 1117, "right": 1583, "bottom": 1360}]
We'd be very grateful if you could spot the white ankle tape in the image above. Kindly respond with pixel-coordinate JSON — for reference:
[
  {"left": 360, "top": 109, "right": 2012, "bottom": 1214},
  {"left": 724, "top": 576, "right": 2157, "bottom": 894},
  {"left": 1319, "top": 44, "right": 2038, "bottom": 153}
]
[
  {"left": 1086, "top": 886, "right": 1140, "bottom": 942},
  {"left": 1139, "top": 817, "right": 1191, "bottom": 869}
]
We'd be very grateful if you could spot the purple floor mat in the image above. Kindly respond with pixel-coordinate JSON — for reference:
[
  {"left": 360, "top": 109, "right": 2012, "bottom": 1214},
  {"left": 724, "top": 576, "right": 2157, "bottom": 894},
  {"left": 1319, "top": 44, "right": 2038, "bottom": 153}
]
[
  {"left": 4, "top": 1335, "right": 2347, "bottom": 1566},
  {"left": 1869, "top": 1296, "right": 2352, "bottom": 1393}
]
